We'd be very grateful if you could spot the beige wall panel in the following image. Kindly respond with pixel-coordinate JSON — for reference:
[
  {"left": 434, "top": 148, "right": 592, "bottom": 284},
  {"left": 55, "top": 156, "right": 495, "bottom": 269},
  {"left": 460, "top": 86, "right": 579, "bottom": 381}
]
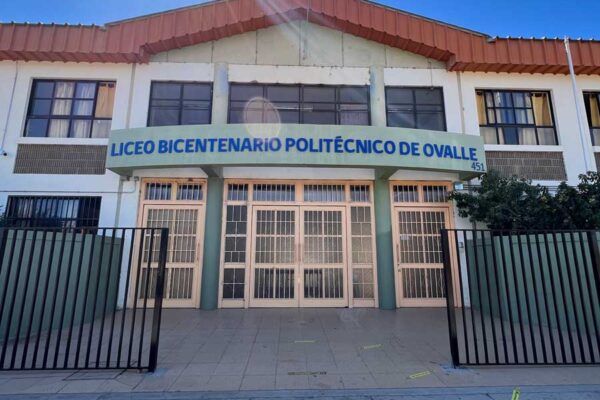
[{"left": 257, "top": 21, "right": 301, "bottom": 65}]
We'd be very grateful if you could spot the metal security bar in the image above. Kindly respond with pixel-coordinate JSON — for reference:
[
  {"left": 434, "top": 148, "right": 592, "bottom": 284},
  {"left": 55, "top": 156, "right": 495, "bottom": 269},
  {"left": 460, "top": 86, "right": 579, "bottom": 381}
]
[
  {"left": 4, "top": 196, "right": 101, "bottom": 228},
  {"left": 0, "top": 227, "right": 168, "bottom": 371},
  {"left": 442, "top": 229, "right": 600, "bottom": 366}
]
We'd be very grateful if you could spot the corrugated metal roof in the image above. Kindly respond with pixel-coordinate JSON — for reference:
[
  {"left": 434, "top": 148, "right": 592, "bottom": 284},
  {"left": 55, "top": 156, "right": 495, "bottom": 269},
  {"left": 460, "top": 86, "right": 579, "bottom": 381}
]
[{"left": 1, "top": 0, "right": 599, "bottom": 74}]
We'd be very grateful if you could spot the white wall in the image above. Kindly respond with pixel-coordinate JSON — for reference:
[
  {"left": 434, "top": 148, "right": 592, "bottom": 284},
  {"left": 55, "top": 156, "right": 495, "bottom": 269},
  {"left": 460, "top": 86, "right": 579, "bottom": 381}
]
[{"left": 461, "top": 72, "right": 597, "bottom": 185}]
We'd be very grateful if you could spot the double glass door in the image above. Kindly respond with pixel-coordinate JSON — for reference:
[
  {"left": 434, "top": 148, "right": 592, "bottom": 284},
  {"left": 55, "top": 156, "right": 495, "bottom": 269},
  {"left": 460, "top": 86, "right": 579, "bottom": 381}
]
[{"left": 249, "top": 206, "right": 347, "bottom": 307}]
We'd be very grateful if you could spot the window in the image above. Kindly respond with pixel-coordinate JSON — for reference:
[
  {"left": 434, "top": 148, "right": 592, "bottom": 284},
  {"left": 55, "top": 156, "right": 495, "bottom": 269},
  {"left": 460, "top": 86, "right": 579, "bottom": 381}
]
[
  {"left": 584, "top": 92, "right": 600, "bottom": 146},
  {"left": 386, "top": 87, "right": 446, "bottom": 131},
  {"left": 228, "top": 84, "right": 370, "bottom": 125},
  {"left": 148, "top": 82, "right": 212, "bottom": 126},
  {"left": 476, "top": 90, "right": 557, "bottom": 145},
  {"left": 25, "top": 80, "right": 115, "bottom": 138},
  {"left": 4, "top": 196, "right": 101, "bottom": 228}
]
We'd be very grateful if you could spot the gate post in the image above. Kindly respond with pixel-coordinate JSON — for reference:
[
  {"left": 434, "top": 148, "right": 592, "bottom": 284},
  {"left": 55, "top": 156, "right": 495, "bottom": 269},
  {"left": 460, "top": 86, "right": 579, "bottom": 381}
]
[
  {"left": 441, "top": 229, "right": 460, "bottom": 367},
  {"left": 148, "top": 228, "right": 169, "bottom": 373},
  {"left": 587, "top": 231, "right": 600, "bottom": 298}
]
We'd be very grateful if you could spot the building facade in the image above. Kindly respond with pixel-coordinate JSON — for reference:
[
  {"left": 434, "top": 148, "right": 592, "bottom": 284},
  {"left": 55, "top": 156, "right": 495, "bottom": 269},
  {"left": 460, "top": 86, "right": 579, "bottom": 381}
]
[{"left": 1, "top": 0, "right": 599, "bottom": 310}]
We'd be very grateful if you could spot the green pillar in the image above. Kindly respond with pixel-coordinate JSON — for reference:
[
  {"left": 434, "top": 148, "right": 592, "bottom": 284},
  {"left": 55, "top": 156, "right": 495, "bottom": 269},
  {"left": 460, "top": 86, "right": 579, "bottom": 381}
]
[
  {"left": 200, "top": 176, "right": 224, "bottom": 310},
  {"left": 374, "top": 177, "right": 396, "bottom": 309}
]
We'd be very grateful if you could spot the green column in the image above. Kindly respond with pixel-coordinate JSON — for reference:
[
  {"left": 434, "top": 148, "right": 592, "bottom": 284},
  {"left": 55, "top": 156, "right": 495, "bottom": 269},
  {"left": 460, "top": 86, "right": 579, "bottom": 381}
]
[
  {"left": 200, "top": 176, "right": 224, "bottom": 310},
  {"left": 374, "top": 177, "right": 396, "bottom": 309}
]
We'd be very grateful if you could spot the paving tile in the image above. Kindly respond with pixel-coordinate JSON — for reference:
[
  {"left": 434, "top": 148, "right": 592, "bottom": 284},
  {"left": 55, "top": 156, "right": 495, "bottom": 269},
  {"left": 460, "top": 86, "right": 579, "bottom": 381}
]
[
  {"left": 133, "top": 375, "right": 178, "bottom": 392},
  {"left": 340, "top": 373, "right": 378, "bottom": 389},
  {"left": 204, "top": 374, "right": 243, "bottom": 391},
  {"left": 308, "top": 373, "right": 344, "bottom": 389},
  {"left": 214, "top": 361, "right": 248, "bottom": 375},
  {"left": 275, "top": 374, "right": 309, "bottom": 389},
  {"left": 180, "top": 362, "right": 218, "bottom": 376},
  {"left": 240, "top": 374, "right": 276, "bottom": 390},
  {"left": 170, "top": 375, "right": 211, "bottom": 391},
  {"left": 58, "top": 379, "right": 107, "bottom": 393}
]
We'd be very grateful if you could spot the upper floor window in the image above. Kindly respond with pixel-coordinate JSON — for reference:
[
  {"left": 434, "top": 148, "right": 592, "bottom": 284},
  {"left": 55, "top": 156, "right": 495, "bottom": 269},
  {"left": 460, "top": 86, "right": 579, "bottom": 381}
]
[
  {"left": 386, "top": 87, "right": 446, "bottom": 131},
  {"left": 25, "top": 80, "right": 115, "bottom": 138},
  {"left": 583, "top": 92, "right": 600, "bottom": 146},
  {"left": 148, "top": 82, "right": 212, "bottom": 126},
  {"left": 476, "top": 90, "right": 557, "bottom": 145},
  {"left": 228, "top": 84, "right": 370, "bottom": 125}
]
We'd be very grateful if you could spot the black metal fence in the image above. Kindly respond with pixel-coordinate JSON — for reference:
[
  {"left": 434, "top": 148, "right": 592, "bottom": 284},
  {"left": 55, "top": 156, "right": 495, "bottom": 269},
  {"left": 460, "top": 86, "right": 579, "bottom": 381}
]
[
  {"left": 442, "top": 229, "right": 600, "bottom": 366},
  {"left": 0, "top": 227, "right": 168, "bottom": 371}
]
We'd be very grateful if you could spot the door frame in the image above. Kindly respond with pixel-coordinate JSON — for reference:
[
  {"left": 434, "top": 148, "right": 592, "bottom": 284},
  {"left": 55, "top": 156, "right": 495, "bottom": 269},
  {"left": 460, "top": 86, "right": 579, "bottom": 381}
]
[
  {"left": 389, "top": 181, "right": 458, "bottom": 308},
  {"left": 129, "top": 178, "right": 206, "bottom": 309},
  {"left": 248, "top": 205, "right": 300, "bottom": 308}
]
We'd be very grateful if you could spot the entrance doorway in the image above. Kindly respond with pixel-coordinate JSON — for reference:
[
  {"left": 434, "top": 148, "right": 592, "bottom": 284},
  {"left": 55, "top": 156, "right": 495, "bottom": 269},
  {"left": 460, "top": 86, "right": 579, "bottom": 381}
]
[
  {"left": 219, "top": 181, "right": 377, "bottom": 309},
  {"left": 249, "top": 206, "right": 347, "bottom": 307},
  {"left": 131, "top": 179, "right": 206, "bottom": 308},
  {"left": 391, "top": 182, "right": 453, "bottom": 307}
]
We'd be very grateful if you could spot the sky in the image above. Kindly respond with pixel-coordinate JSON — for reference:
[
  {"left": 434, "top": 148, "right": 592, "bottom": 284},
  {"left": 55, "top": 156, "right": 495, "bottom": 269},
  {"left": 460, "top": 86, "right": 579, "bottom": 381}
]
[{"left": 1, "top": 0, "right": 599, "bottom": 40}]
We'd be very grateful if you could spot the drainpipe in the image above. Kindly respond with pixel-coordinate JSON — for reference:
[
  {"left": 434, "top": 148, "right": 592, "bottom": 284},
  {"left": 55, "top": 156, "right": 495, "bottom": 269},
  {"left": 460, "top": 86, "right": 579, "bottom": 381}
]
[{"left": 564, "top": 37, "right": 592, "bottom": 172}]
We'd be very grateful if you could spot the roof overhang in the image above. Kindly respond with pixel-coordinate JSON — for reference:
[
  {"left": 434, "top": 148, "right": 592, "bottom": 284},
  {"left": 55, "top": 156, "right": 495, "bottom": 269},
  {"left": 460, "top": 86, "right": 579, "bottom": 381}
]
[{"left": 2, "top": 0, "right": 600, "bottom": 74}]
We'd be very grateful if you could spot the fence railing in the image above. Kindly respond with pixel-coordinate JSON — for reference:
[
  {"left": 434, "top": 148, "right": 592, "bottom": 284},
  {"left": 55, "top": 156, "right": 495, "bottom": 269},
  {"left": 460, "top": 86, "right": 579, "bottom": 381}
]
[
  {"left": 0, "top": 227, "right": 168, "bottom": 371},
  {"left": 442, "top": 229, "right": 600, "bottom": 366}
]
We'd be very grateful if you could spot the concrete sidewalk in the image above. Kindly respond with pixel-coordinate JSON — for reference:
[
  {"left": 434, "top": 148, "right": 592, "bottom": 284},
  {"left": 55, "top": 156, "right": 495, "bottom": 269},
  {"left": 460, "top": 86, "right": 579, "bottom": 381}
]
[{"left": 1, "top": 385, "right": 600, "bottom": 399}]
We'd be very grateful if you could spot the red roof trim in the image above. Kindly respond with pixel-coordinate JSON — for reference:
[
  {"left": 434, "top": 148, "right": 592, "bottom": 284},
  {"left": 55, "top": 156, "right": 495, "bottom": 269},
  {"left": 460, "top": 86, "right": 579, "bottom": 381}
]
[{"left": 2, "top": 0, "right": 600, "bottom": 74}]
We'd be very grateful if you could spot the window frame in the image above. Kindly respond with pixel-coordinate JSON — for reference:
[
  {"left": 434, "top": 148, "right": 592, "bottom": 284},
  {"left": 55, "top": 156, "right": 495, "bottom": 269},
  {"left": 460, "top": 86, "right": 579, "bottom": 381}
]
[
  {"left": 583, "top": 91, "right": 600, "bottom": 146},
  {"left": 24, "top": 79, "right": 115, "bottom": 138},
  {"left": 4, "top": 195, "right": 102, "bottom": 228},
  {"left": 227, "top": 83, "right": 371, "bottom": 126},
  {"left": 385, "top": 86, "right": 447, "bottom": 131},
  {"left": 147, "top": 81, "right": 213, "bottom": 127},
  {"left": 476, "top": 89, "right": 559, "bottom": 146}
]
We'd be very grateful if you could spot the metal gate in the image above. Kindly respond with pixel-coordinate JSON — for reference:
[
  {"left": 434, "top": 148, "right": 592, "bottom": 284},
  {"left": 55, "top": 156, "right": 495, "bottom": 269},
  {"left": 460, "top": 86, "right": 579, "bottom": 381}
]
[
  {"left": 442, "top": 229, "right": 600, "bottom": 366},
  {"left": 0, "top": 227, "right": 168, "bottom": 371}
]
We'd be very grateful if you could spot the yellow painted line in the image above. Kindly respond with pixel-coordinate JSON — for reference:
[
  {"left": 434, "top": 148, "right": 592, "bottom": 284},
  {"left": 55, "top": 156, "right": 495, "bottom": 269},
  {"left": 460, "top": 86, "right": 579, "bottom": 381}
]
[
  {"left": 362, "top": 344, "right": 383, "bottom": 350},
  {"left": 408, "top": 370, "right": 431, "bottom": 379},
  {"left": 511, "top": 387, "right": 521, "bottom": 400},
  {"left": 294, "top": 340, "right": 316, "bottom": 343}
]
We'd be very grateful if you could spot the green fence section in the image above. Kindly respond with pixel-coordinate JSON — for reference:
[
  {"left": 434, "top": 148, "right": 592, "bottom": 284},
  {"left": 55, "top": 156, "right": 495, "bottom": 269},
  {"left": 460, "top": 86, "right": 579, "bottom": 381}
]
[
  {"left": 0, "top": 230, "right": 122, "bottom": 341},
  {"left": 466, "top": 232, "right": 600, "bottom": 332}
]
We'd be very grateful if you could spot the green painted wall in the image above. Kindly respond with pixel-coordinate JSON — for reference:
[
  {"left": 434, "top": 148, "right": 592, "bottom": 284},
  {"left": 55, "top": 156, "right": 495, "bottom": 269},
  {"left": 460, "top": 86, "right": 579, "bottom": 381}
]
[
  {"left": 374, "top": 179, "right": 396, "bottom": 309},
  {"left": 200, "top": 177, "right": 224, "bottom": 310},
  {"left": 465, "top": 233, "right": 600, "bottom": 331},
  {"left": 0, "top": 231, "right": 121, "bottom": 341}
]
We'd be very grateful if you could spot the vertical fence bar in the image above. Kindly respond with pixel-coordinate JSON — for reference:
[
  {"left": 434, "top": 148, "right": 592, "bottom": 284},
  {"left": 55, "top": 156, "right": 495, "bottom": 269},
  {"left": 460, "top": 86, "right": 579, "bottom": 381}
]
[
  {"left": 1, "top": 229, "right": 30, "bottom": 367},
  {"left": 580, "top": 231, "right": 600, "bottom": 362},
  {"left": 525, "top": 233, "right": 548, "bottom": 364},
  {"left": 497, "top": 233, "right": 518, "bottom": 364},
  {"left": 567, "top": 232, "right": 594, "bottom": 363},
  {"left": 52, "top": 229, "right": 78, "bottom": 369},
  {"left": 106, "top": 228, "right": 126, "bottom": 368},
  {"left": 559, "top": 232, "right": 585, "bottom": 362},
  {"left": 586, "top": 231, "right": 600, "bottom": 361},
  {"left": 534, "top": 233, "right": 557, "bottom": 363},
  {"left": 148, "top": 228, "right": 169, "bottom": 372},
  {"left": 488, "top": 230, "right": 509, "bottom": 364},
  {"left": 441, "top": 229, "right": 459, "bottom": 367},
  {"left": 63, "top": 230, "right": 89, "bottom": 368},
  {"left": 480, "top": 231, "right": 499, "bottom": 363},
  {"left": 542, "top": 231, "right": 567, "bottom": 363},
  {"left": 117, "top": 229, "right": 136, "bottom": 368},
  {"left": 454, "top": 230, "right": 470, "bottom": 364},
  {"left": 506, "top": 231, "right": 528, "bottom": 363},
  {"left": 20, "top": 230, "right": 48, "bottom": 369},
  {"left": 550, "top": 232, "right": 577, "bottom": 362},
  {"left": 137, "top": 229, "right": 155, "bottom": 368},
  {"left": 31, "top": 230, "right": 58, "bottom": 368},
  {"left": 127, "top": 228, "right": 146, "bottom": 368},
  {"left": 74, "top": 230, "right": 98, "bottom": 369},
  {"left": 515, "top": 234, "right": 537, "bottom": 363},
  {"left": 471, "top": 230, "right": 489, "bottom": 363},
  {"left": 10, "top": 230, "right": 39, "bottom": 369},
  {"left": 95, "top": 228, "right": 117, "bottom": 368},
  {"left": 463, "top": 230, "right": 479, "bottom": 364},
  {"left": 84, "top": 229, "right": 107, "bottom": 368}
]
